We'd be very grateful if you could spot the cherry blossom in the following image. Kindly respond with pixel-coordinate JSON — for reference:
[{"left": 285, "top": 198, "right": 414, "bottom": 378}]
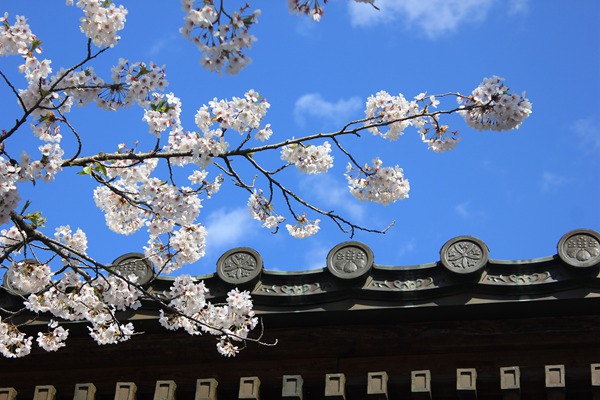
[
  {"left": 0, "top": 1, "right": 533, "bottom": 359},
  {"left": 346, "top": 158, "right": 410, "bottom": 205},
  {"left": 158, "top": 276, "right": 257, "bottom": 354},
  {"left": 248, "top": 190, "right": 285, "bottom": 229},
  {"left": 5, "top": 260, "right": 51, "bottom": 294},
  {"left": 364, "top": 90, "right": 421, "bottom": 140},
  {"left": 67, "top": 0, "right": 127, "bottom": 48},
  {"left": 180, "top": 0, "right": 260, "bottom": 75},
  {"left": 287, "top": 0, "right": 379, "bottom": 22},
  {"left": 36, "top": 320, "right": 69, "bottom": 352},
  {"left": 459, "top": 76, "right": 532, "bottom": 131},
  {"left": 286, "top": 215, "right": 321, "bottom": 239},
  {"left": 0, "top": 13, "right": 38, "bottom": 57},
  {"left": 280, "top": 142, "right": 334, "bottom": 174},
  {"left": 0, "top": 317, "right": 32, "bottom": 358}
]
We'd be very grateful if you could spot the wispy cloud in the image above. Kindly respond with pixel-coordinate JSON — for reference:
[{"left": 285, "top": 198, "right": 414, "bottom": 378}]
[
  {"left": 300, "top": 174, "right": 365, "bottom": 222},
  {"left": 147, "top": 33, "right": 178, "bottom": 57},
  {"left": 396, "top": 238, "right": 416, "bottom": 259},
  {"left": 294, "top": 93, "right": 362, "bottom": 128},
  {"left": 454, "top": 201, "right": 487, "bottom": 221},
  {"left": 303, "top": 244, "right": 330, "bottom": 270},
  {"left": 508, "top": 0, "right": 530, "bottom": 15},
  {"left": 348, "top": 0, "right": 526, "bottom": 39},
  {"left": 204, "top": 207, "right": 255, "bottom": 250},
  {"left": 571, "top": 116, "right": 600, "bottom": 156},
  {"left": 455, "top": 201, "right": 473, "bottom": 218},
  {"left": 540, "top": 171, "right": 566, "bottom": 193},
  {"left": 294, "top": 16, "right": 319, "bottom": 37}
]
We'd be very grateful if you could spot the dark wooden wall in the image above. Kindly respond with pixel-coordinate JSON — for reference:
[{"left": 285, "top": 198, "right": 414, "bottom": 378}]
[{"left": 1, "top": 311, "right": 599, "bottom": 400}]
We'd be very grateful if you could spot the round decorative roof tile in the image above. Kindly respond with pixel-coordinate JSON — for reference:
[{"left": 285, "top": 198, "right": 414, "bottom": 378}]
[
  {"left": 112, "top": 253, "right": 155, "bottom": 285},
  {"left": 327, "top": 241, "right": 373, "bottom": 280},
  {"left": 2, "top": 260, "right": 42, "bottom": 296},
  {"left": 217, "top": 247, "right": 263, "bottom": 285},
  {"left": 557, "top": 229, "right": 600, "bottom": 268},
  {"left": 440, "top": 236, "right": 489, "bottom": 274}
]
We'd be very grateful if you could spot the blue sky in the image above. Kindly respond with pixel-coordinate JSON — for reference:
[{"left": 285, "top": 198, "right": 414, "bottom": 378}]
[{"left": 2, "top": 0, "right": 599, "bottom": 274}]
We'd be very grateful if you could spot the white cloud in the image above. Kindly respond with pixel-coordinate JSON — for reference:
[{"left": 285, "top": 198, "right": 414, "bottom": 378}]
[
  {"left": 454, "top": 201, "right": 487, "bottom": 221},
  {"left": 508, "top": 0, "right": 530, "bottom": 15},
  {"left": 303, "top": 244, "right": 331, "bottom": 270},
  {"left": 294, "top": 17, "right": 319, "bottom": 37},
  {"left": 571, "top": 116, "right": 600, "bottom": 155},
  {"left": 300, "top": 174, "right": 366, "bottom": 222},
  {"left": 396, "top": 238, "right": 416, "bottom": 258},
  {"left": 455, "top": 201, "right": 472, "bottom": 218},
  {"left": 147, "top": 33, "right": 178, "bottom": 57},
  {"left": 204, "top": 207, "right": 255, "bottom": 250},
  {"left": 349, "top": 0, "right": 510, "bottom": 39},
  {"left": 294, "top": 93, "right": 362, "bottom": 127},
  {"left": 540, "top": 171, "right": 566, "bottom": 193}
]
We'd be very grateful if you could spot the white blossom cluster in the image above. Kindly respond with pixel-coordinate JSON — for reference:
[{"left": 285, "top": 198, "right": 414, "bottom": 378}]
[
  {"left": 158, "top": 276, "right": 257, "bottom": 357},
  {"left": 19, "top": 55, "right": 52, "bottom": 84},
  {"left": 5, "top": 261, "right": 52, "bottom": 294},
  {"left": 280, "top": 142, "right": 333, "bottom": 174},
  {"left": 99, "top": 275, "right": 142, "bottom": 311},
  {"left": 87, "top": 321, "right": 135, "bottom": 346},
  {"left": 107, "top": 58, "right": 168, "bottom": 109},
  {"left": 143, "top": 93, "right": 182, "bottom": 137},
  {"left": 345, "top": 158, "right": 410, "bottom": 205},
  {"left": 0, "top": 14, "right": 167, "bottom": 231},
  {"left": 288, "top": 0, "right": 378, "bottom": 22},
  {"left": 0, "top": 13, "right": 37, "bottom": 57},
  {"left": 0, "top": 2, "right": 535, "bottom": 360},
  {"left": 167, "top": 129, "right": 228, "bottom": 170},
  {"left": 145, "top": 224, "right": 208, "bottom": 273},
  {"left": 18, "top": 140, "right": 65, "bottom": 185},
  {"left": 364, "top": 90, "right": 421, "bottom": 141},
  {"left": 203, "top": 89, "right": 270, "bottom": 135},
  {"left": 0, "top": 317, "right": 32, "bottom": 358},
  {"left": 459, "top": 76, "right": 532, "bottom": 131},
  {"left": 421, "top": 136, "right": 460, "bottom": 153},
  {"left": 0, "top": 226, "right": 26, "bottom": 252},
  {"left": 0, "top": 157, "right": 21, "bottom": 225},
  {"left": 287, "top": 0, "right": 325, "bottom": 21},
  {"left": 0, "top": 12, "right": 51, "bottom": 97},
  {"left": 187, "top": 170, "right": 222, "bottom": 199},
  {"left": 25, "top": 270, "right": 141, "bottom": 347},
  {"left": 36, "top": 320, "right": 69, "bottom": 352},
  {"left": 248, "top": 189, "right": 285, "bottom": 229},
  {"left": 180, "top": 0, "right": 260, "bottom": 75},
  {"left": 66, "top": 0, "right": 127, "bottom": 48},
  {"left": 0, "top": 146, "right": 64, "bottom": 224},
  {"left": 285, "top": 214, "right": 321, "bottom": 239},
  {"left": 58, "top": 67, "right": 104, "bottom": 107},
  {"left": 0, "top": 270, "right": 140, "bottom": 356},
  {"left": 92, "top": 92, "right": 270, "bottom": 274},
  {"left": 255, "top": 124, "right": 273, "bottom": 142},
  {"left": 54, "top": 225, "right": 88, "bottom": 261},
  {"left": 166, "top": 90, "right": 269, "bottom": 169},
  {"left": 93, "top": 158, "right": 206, "bottom": 273},
  {"left": 412, "top": 93, "right": 460, "bottom": 153}
]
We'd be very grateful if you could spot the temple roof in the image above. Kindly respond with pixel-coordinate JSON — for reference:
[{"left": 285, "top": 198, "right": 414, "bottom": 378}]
[
  {"left": 1, "top": 229, "right": 600, "bottom": 398},
  {"left": 4, "top": 228, "right": 598, "bottom": 323}
]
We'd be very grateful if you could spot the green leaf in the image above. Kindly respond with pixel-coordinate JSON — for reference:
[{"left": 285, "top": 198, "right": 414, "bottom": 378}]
[
  {"left": 30, "top": 39, "right": 43, "bottom": 53},
  {"left": 94, "top": 163, "right": 107, "bottom": 176},
  {"left": 25, "top": 211, "right": 46, "bottom": 228},
  {"left": 78, "top": 165, "right": 92, "bottom": 176}
]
